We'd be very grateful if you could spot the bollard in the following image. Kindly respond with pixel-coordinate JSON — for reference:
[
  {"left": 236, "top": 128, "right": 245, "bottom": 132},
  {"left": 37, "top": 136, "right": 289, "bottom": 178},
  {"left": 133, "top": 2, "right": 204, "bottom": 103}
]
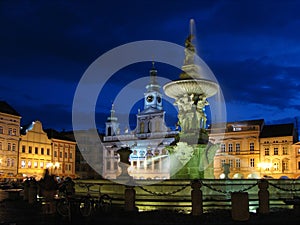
[
  {"left": 124, "top": 185, "right": 136, "bottom": 212},
  {"left": 23, "top": 179, "right": 30, "bottom": 201},
  {"left": 28, "top": 179, "right": 38, "bottom": 204},
  {"left": 231, "top": 192, "right": 249, "bottom": 221},
  {"left": 258, "top": 179, "right": 269, "bottom": 214},
  {"left": 191, "top": 180, "right": 203, "bottom": 216}
]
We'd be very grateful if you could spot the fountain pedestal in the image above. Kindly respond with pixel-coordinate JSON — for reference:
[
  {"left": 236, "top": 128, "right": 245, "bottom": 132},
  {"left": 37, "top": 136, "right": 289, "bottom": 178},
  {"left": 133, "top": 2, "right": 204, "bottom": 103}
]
[{"left": 116, "top": 147, "right": 134, "bottom": 183}]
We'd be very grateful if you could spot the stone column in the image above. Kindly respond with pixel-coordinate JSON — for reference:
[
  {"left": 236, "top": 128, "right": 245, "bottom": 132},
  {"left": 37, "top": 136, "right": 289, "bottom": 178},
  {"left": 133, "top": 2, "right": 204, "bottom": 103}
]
[
  {"left": 124, "top": 185, "right": 136, "bottom": 212},
  {"left": 231, "top": 192, "right": 249, "bottom": 221},
  {"left": 191, "top": 180, "right": 203, "bottom": 216},
  {"left": 258, "top": 179, "right": 269, "bottom": 214}
]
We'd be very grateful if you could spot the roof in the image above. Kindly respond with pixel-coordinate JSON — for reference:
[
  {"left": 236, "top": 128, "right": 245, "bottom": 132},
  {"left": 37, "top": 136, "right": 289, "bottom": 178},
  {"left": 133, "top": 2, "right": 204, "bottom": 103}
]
[
  {"left": 45, "top": 129, "right": 76, "bottom": 142},
  {"left": 260, "top": 123, "right": 295, "bottom": 138},
  {"left": 210, "top": 119, "right": 264, "bottom": 129},
  {"left": 0, "top": 101, "right": 21, "bottom": 117}
]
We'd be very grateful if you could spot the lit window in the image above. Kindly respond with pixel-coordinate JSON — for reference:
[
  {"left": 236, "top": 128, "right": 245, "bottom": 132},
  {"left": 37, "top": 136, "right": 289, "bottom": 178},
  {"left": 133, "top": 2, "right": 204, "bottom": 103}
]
[
  {"left": 265, "top": 148, "right": 269, "bottom": 156},
  {"left": 221, "top": 144, "right": 226, "bottom": 153},
  {"left": 221, "top": 159, "right": 226, "bottom": 167},
  {"left": 13, "top": 128, "right": 17, "bottom": 135},
  {"left": 229, "top": 159, "right": 233, "bottom": 168},
  {"left": 274, "top": 162, "right": 279, "bottom": 171},
  {"left": 21, "top": 160, "right": 26, "bottom": 168},
  {"left": 34, "top": 162, "right": 38, "bottom": 168},
  {"left": 250, "top": 142, "right": 254, "bottom": 153},
  {"left": 28, "top": 161, "right": 32, "bottom": 168},
  {"left": 8, "top": 128, "right": 12, "bottom": 135},
  {"left": 274, "top": 148, "right": 278, "bottom": 155},
  {"left": 282, "top": 161, "right": 288, "bottom": 171},
  {"left": 40, "top": 162, "right": 44, "bottom": 168},
  {"left": 228, "top": 143, "right": 233, "bottom": 153},
  {"left": 282, "top": 147, "right": 288, "bottom": 155},
  {"left": 250, "top": 158, "right": 255, "bottom": 167},
  {"left": 235, "top": 143, "right": 240, "bottom": 153},
  {"left": 236, "top": 159, "right": 241, "bottom": 168}
]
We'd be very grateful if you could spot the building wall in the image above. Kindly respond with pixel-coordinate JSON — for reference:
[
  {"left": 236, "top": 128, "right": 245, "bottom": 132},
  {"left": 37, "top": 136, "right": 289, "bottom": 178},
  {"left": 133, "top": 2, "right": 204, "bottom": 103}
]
[
  {"left": 0, "top": 113, "right": 21, "bottom": 176},
  {"left": 19, "top": 121, "right": 52, "bottom": 179},
  {"left": 51, "top": 139, "right": 76, "bottom": 178},
  {"left": 211, "top": 125, "right": 261, "bottom": 179},
  {"left": 259, "top": 136, "right": 296, "bottom": 178},
  {"left": 292, "top": 142, "right": 300, "bottom": 179}
]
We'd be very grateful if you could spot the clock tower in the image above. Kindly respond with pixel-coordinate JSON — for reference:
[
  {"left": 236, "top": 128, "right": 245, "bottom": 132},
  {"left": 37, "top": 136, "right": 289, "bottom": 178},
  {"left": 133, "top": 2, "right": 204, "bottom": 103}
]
[
  {"left": 135, "top": 62, "right": 168, "bottom": 135},
  {"left": 144, "top": 62, "right": 163, "bottom": 111}
]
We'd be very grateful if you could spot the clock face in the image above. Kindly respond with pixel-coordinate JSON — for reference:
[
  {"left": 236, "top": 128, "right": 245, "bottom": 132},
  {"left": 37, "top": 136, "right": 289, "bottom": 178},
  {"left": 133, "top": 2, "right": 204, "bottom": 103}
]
[
  {"left": 146, "top": 95, "right": 154, "bottom": 102},
  {"left": 157, "top": 96, "right": 161, "bottom": 103}
]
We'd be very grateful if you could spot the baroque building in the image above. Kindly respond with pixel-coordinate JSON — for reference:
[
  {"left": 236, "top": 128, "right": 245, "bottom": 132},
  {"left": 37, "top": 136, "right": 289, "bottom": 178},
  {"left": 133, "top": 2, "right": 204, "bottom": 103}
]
[
  {"left": 0, "top": 101, "right": 21, "bottom": 177},
  {"left": 102, "top": 64, "right": 178, "bottom": 180}
]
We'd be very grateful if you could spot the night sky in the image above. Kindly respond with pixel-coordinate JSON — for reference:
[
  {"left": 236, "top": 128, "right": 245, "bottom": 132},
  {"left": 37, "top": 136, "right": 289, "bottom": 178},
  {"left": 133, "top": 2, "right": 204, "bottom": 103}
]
[{"left": 1, "top": 0, "right": 300, "bottom": 133}]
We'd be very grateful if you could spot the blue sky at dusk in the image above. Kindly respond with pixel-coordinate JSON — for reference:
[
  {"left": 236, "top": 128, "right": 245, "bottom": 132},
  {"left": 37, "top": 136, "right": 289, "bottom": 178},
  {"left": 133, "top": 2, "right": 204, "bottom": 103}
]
[{"left": 1, "top": 0, "right": 300, "bottom": 132}]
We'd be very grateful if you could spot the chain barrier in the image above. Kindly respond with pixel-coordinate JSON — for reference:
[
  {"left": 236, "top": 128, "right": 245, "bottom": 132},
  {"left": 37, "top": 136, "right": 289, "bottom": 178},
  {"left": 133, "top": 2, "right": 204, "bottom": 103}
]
[
  {"left": 138, "top": 184, "right": 190, "bottom": 196},
  {"left": 269, "top": 182, "right": 300, "bottom": 192},
  {"left": 201, "top": 181, "right": 258, "bottom": 194}
]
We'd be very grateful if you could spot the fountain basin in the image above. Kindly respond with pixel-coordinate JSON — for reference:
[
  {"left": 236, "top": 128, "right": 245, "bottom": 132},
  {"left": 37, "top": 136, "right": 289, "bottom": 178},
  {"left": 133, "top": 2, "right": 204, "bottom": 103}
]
[{"left": 163, "top": 79, "right": 219, "bottom": 99}]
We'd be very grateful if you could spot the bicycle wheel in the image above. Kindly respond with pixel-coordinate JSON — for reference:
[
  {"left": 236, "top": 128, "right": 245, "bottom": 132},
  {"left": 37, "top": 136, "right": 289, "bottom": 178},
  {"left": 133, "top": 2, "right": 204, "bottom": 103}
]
[
  {"left": 99, "top": 194, "right": 112, "bottom": 213},
  {"left": 79, "top": 197, "right": 93, "bottom": 217},
  {"left": 57, "top": 198, "right": 70, "bottom": 217}
]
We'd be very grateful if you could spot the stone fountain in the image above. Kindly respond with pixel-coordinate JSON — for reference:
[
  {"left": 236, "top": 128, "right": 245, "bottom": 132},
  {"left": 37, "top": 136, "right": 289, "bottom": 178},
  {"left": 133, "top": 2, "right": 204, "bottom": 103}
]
[{"left": 163, "top": 19, "right": 219, "bottom": 179}]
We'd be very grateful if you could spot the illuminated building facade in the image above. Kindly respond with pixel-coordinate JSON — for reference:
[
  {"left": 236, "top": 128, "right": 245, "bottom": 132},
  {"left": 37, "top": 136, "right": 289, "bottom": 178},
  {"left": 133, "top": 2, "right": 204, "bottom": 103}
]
[
  {"left": 0, "top": 101, "right": 21, "bottom": 177},
  {"left": 102, "top": 64, "right": 178, "bottom": 180},
  {"left": 19, "top": 121, "right": 52, "bottom": 179},
  {"left": 210, "top": 119, "right": 263, "bottom": 179},
  {"left": 259, "top": 124, "right": 299, "bottom": 179},
  {"left": 210, "top": 119, "right": 299, "bottom": 179},
  {"left": 45, "top": 129, "right": 76, "bottom": 178}
]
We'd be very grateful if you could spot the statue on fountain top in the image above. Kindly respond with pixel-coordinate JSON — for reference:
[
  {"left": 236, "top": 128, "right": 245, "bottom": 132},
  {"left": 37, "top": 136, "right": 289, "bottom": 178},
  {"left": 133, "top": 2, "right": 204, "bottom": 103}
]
[{"left": 184, "top": 34, "right": 196, "bottom": 65}]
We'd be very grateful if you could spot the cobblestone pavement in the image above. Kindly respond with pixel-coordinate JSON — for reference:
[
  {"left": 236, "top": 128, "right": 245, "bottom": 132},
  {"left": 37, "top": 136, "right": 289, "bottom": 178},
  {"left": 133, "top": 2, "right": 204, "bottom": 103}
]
[{"left": 0, "top": 198, "right": 299, "bottom": 225}]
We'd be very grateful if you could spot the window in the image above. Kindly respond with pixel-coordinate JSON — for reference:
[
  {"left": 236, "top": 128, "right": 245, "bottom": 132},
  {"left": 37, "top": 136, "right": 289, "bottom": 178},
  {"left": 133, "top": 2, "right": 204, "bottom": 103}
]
[
  {"left": 13, "top": 128, "right": 17, "bottom": 135},
  {"left": 8, "top": 143, "right": 11, "bottom": 151},
  {"left": 59, "top": 152, "right": 62, "bottom": 158},
  {"left": 298, "top": 148, "right": 300, "bottom": 154},
  {"left": 22, "top": 145, "right": 25, "bottom": 153},
  {"left": 250, "top": 142, "right": 254, "bottom": 153},
  {"left": 21, "top": 160, "right": 26, "bottom": 168},
  {"left": 64, "top": 152, "right": 68, "bottom": 158},
  {"left": 229, "top": 159, "right": 233, "bottom": 168},
  {"left": 221, "top": 144, "right": 226, "bottom": 153},
  {"left": 35, "top": 147, "right": 38, "bottom": 154},
  {"left": 8, "top": 128, "right": 12, "bottom": 135},
  {"left": 228, "top": 143, "right": 233, "bottom": 153},
  {"left": 274, "top": 148, "right": 278, "bottom": 155},
  {"left": 65, "top": 164, "right": 68, "bottom": 170},
  {"left": 40, "top": 162, "right": 44, "bottom": 168},
  {"left": 0, "top": 142, "right": 2, "bottom": 150},
  {"left": 54, "top": 151, "right": 57, "bottom": 157},
  {"left": 12, "top": 143, "right": 16, "bottom": 151},
  {"left": 68, "top": 164, "right": 71, "bottom": 171},
  {"left": 6, "top": 158, "right": 10, "bottom": 167},
  {"left": 265, "top": 148, "right": 269, "bottom": 156},
  {"left": 221, "top": 159, "right": 226, "bottom": 167},
  {"left": 298, "top": 162, "right": 300, "bottom": 170},
  {"left": 235, "top": 143, "right": 240, "bottom": 153},
  {"left": 250, "top": 158, "right": 255, "bottom": 167},
  {"left": 41, "top": 148, "right": 44, "bottom": 155},
  {"left": 47, "top": 148, "right": 50, "bottom": 155},
  {"left": 28, "top": 161, "right": 32, "bottom": 168},
  {"left": 140, "top": 161, "right": 144, "bottom": 169},
  {"left": 282, "top": 147, "right": 288, "bottom": 155},
  {"left": 274, "top": 162, "right": 279, "bottom": 171},
  {"left": 70, "top": 152, "right": 72, "bottom": 159},
  {"left": 0, "top": 126, "right": 3, "bottom": 134},
  {"left": 11, "top": 159, "right": 14, "bottom": 167},
  {"left": 236, "top": 159, "right": 241, "bottom": 169},
  {"left": 147, "top": 161, "right": 152, "bottom": 170},
  {"left": 29, "top": 146, "right": 32, "bottom": 154},
  {"left": 34, "top": 161, "right": 38, "bottom": 168},
  {"left": 132, "top": 161, "right": 137, "bottom": 167},
  {"left": 282, "top": 161, "right": 288, "bottom": 171}
]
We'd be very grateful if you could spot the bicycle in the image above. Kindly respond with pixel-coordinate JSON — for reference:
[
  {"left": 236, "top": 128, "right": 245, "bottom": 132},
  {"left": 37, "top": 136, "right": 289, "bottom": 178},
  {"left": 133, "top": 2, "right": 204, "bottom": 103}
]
[{"left": 78, "top": 183, "right": 112, "bottom": 217}]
